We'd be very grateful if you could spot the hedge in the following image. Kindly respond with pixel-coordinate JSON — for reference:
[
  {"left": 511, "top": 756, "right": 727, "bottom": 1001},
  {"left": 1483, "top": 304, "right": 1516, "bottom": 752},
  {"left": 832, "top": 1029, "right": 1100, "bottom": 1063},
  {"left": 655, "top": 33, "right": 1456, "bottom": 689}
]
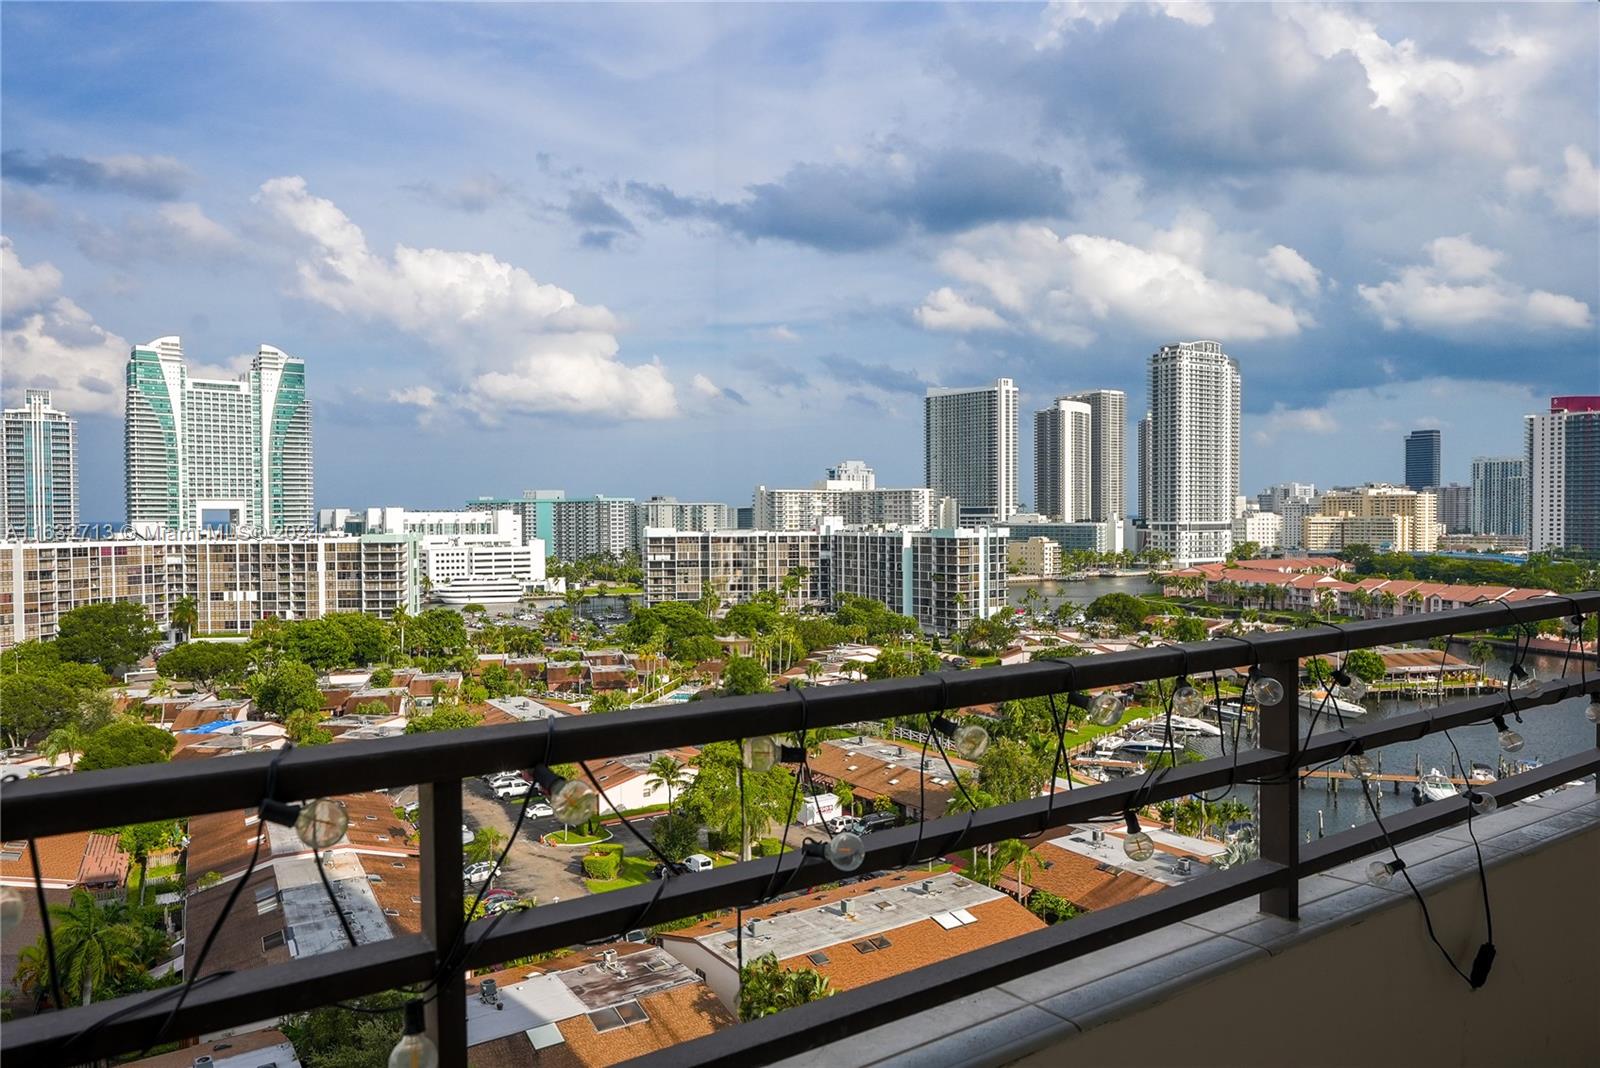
[
  {"left": 753, "top": 837, "right": 785, "bottom": 857},
  {"left": 594, "top": 842, "right": 626, "bottom": 859},
  {"left": 582, "top": 852, "right": 620, "bottom": 879}
]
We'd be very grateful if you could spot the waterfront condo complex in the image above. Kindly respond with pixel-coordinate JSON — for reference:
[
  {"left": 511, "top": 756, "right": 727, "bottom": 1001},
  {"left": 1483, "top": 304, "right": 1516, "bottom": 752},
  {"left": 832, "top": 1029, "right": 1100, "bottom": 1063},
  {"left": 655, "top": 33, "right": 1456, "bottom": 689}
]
[
  {"left": 924, "top": 379, "right": 1019, "bottom": 524},
  {"left": 124, "top": 337, "right": 313, "bottom": 534},
  {"left": 0, "top": 389, "right": 78, "bottom": 541},
  {"left": 1143, "top": 341, "right": 1241, "bottom": 566}
]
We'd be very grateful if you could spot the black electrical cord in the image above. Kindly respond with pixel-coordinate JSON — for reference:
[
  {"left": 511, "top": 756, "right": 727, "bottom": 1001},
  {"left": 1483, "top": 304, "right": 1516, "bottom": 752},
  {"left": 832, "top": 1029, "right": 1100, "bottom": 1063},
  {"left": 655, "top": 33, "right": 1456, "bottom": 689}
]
[
  {"left": 1020, "top": 687, "right": 1075, "bottom": 842},
  {"left": 26, "top": 838, "right": 64, "bottom": 1012},
  {"left": 315, "top": 844, "right": 359, "bottom": 949}
]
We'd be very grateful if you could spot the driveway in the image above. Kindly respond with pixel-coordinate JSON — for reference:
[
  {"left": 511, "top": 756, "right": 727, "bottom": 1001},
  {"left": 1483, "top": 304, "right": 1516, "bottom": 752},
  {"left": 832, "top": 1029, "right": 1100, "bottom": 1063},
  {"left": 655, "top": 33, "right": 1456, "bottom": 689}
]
[{"left": 460, "top": 781, "right": 588, "bottom": 905}]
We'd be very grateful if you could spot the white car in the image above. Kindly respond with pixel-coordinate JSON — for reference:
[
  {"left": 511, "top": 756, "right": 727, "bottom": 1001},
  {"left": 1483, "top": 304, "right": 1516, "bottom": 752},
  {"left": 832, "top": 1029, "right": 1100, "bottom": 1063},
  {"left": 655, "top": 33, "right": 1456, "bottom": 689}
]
[
  {"left": 527, "top": 802, "right": 554, "bottom": 819},
  {"left": 460, "top": 825, "right": 474, "bottom": 845},
  {"left": 486, "top": 771, "right": 525, "bottom": 786},
  {"left": 463, "top": 861, "right": 499, "bottom": 885},
  {"left": 682, "top": 853, "right": 714, "bottom": 873},
  {"left": 494, "top": 779, "right": 532, "bottom": 800}
]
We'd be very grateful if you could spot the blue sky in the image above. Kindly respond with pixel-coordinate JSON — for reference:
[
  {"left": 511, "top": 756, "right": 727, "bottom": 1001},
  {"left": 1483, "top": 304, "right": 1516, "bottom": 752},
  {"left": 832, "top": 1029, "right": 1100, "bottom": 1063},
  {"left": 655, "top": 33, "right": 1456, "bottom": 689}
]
[{"left": 3, "top": 2, "right": 1596, "bottom": 521}]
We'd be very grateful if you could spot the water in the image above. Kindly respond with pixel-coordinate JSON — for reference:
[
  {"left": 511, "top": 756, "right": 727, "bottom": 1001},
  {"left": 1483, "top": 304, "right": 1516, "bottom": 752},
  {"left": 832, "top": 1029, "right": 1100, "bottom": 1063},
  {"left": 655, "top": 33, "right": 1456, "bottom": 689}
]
[
  {"left": 1178, "top": 649, "right": 1596, "bottom": 841},
  {"left": 1008, "top": 574, "right": 1160, "bottom": 611}
]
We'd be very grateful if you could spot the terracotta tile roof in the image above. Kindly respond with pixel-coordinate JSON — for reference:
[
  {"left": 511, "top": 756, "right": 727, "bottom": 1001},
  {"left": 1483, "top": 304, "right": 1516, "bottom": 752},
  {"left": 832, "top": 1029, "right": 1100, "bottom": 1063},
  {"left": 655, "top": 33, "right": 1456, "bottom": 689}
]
[
  {"left": 123, "top": 1028, "right": 298, "bottom": 1068},
  {"left": 185, "top": 810, "right": 260, "bottom": 889},
  {"left": 185, "top": 867, "right": 291, "bottom": 979},
  {"left": 781, "top": 896, "right": 1043, "bottom": 991},
  {"left": 365, "top": 853, "right": 424, "bottom": 934},
  {"left": 805, "top": 738, "right": 975, "bottom": 817},
  {"left": 1001, "top": 841, "right": 1167, "bottom": 911}
]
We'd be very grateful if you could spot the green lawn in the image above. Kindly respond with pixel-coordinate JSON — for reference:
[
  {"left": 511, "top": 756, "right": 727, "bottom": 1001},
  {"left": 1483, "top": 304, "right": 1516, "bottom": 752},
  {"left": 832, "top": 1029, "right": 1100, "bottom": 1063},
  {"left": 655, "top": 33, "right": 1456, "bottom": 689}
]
[
  {"left": 547, "top": 828, "right": 608, "bottom": 846},
  {"left": 585, "top": 855, "right": 657, "bottom": 893}
]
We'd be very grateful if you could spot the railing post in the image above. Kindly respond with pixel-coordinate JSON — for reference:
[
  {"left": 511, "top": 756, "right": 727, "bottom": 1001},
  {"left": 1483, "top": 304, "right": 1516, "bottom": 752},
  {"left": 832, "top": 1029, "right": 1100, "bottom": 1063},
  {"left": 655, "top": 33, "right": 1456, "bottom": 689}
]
[
  {"left": 1257, "top": 658, "right": 1299, "bottom": 920},
  {"left": 419, "top": 779, "right": 467, "bottom": 1066}
]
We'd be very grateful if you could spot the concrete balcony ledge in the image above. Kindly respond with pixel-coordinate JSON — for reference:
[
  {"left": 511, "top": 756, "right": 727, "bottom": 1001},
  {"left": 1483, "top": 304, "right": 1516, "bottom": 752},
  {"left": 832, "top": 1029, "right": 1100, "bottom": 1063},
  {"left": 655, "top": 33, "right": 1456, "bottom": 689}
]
[{"left": 776, "top": 786, "right": 1600, "bottom": 1068}]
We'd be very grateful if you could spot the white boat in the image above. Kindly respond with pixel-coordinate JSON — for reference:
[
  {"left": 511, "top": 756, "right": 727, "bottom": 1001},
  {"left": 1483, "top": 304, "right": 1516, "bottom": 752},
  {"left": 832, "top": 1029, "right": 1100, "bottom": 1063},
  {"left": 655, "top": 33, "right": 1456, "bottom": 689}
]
[
  {"left": 1113, "top": 736, "right": 1174, "bottom": 758},
  {"left": 1412, "top": 768, "right": 1459, "bottom": 804},
  {"left": 434, "top": 577, "right": 524, "bottom": 604},
  {"left": 1298, "top": 688, "right": 1367, "bottom": 717},
  {"left": 1167, "top": 714, "right": 1223, "bottom": 738}
]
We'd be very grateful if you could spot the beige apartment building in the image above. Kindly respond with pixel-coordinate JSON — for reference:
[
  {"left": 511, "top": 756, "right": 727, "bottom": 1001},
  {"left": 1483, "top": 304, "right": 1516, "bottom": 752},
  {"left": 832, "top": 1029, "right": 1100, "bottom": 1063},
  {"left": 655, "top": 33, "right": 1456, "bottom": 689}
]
[
  {"left": 1007, "top": 536, "right": 1063, "bottom": 578},
  {"left": 1309, "top": 484, "right": 1440, "bottom": 553}
]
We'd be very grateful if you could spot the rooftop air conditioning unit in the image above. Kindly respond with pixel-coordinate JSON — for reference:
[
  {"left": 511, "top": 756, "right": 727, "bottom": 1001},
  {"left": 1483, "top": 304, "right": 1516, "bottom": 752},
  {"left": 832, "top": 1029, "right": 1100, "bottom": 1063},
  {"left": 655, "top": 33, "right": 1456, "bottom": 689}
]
[
  {"left": 921, "top": 879, "right": 935, "bottom": 896},
  {"left": 194, "top": 1058, "right": 214, "bottom": 1067}
]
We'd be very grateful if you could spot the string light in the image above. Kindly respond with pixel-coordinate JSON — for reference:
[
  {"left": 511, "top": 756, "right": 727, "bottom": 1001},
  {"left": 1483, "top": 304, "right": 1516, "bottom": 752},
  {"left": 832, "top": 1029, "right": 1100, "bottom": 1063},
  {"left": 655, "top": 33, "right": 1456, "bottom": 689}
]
[
  {"left": 1087, "top": 691, "right": 1125, "bottom": 726},
  {"left": 1247, "top": 675, "right": 1284, "bottom": 706},
  {"left": 1172, "top": 678, "right": 1204, "bottom": 716},
  {"left": 824, "top": 831, "right": 865, "bottom": 872},
  {"left": 1491, "top": 715, "right": 1524, "bottom": 753},
  {"left": 0, "top": 887, "right": 22, "bottom": 935},
  {"left": 1468, "top": 790, "right": 1498, "bottom": 816},
  {"left": 929, "top": 715, "right": 990, "bottom": 760},
  {"left": 742, "top": 736, "right": 778, "bottom": 773},
  {"left": 388, "top": 1001, "right": 439, "bottom": 1068},
  {"left": 1122, "top": 811, "right": 1155, "bottom": 862},
  {"left": 295, "top": 798, "right": 348, "bottom": 850},
  {"left": 532, "top": 765, "right": 599, "bottom": 824},
  {"left": 1585, "top": 696, "right": 1599, "bottom": 724},
  {"left": 1508, "top": 662, "right": 1537, "bottom": 694},
  {"left": 1368, "top": 858, "right": 1405, "bottom": 887}
]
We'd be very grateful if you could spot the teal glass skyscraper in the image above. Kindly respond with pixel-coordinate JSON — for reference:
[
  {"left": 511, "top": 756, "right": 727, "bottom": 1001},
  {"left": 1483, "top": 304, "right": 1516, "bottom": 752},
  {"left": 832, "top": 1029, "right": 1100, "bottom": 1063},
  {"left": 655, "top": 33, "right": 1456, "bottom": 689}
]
[
  {"left": 125, "top": 337, "right": 312, "bottom": 533},
  {"left": 1, "top": 389, "right": 79, "bottom": 540}
]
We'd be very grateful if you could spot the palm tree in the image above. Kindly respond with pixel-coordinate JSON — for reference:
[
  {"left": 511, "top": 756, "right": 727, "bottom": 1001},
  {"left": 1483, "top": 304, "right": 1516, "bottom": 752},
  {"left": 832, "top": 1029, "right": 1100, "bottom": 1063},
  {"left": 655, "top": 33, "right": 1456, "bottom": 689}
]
[
  {"left": 994, "top": 839, "right": 1038, "bottom": 899},
  {"left": 148, "top": 674, "right": 173, "bottom": 698},
  {"left": 645, "top": 754, "right": 690, "bottom": 813},
  {"left": 1317, "top": 589, "right": 1338, "bottom": 620},
  {"left": 1403, "top": 590, "right": 1424, "bottom": 615},
  {"left": 49, "top": 889, "right": 141, "bottom": 1006},
  {"left": 1349, "top": 588, "right": 1372, "bottom": 619},
  {"left": 466, "top": 827, "right": 507, "bottom": 865},
  {"left": 171, "top": 596, "right": 199, "bottom": 642},
  {"left": 1468, "top": 640, "right": 1495, "bottom": 678},
  {"left": 41, "top": 722, "right": 88, "bottom": 767},
  {"left": 1379, "top": 591, "right": 1398, "bottom": 618}
]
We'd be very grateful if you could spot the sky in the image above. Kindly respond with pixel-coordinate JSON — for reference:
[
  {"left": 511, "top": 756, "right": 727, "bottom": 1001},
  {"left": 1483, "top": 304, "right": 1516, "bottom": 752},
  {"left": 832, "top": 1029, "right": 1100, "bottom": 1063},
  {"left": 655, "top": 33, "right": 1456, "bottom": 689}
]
[{"left": 2, "top": 2, "right": 1597, "bottom": 522}]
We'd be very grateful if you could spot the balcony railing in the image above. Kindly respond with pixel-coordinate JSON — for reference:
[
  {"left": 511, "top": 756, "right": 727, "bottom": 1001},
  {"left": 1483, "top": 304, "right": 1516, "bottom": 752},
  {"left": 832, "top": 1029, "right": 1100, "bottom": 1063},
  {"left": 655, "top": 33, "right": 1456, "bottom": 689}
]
[{"left": 3, "top": 593, "right": 1598, "bottom": 1066}]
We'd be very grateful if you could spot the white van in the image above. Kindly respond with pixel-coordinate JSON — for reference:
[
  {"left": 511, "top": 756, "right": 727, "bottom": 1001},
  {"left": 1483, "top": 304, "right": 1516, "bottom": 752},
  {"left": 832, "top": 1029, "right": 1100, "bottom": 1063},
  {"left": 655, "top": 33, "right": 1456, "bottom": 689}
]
[{"left": 682, "top": 853, "right": 714, "bottom": 873}]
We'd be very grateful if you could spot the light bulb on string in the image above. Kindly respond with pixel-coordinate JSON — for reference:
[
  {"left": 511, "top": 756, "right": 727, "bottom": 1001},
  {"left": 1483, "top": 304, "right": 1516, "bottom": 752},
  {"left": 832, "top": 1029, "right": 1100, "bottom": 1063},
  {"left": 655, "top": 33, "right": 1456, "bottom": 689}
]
[
  {"left": 1172, "top": 679, "right": 1204, "bottom": 716},
  {"left": 1088, "top": 692, "right": 1124, "bottom": 726},
  {"left": 951, "top": 724, "right": 990, "bottom": 760},
  {"left": 0, "top": 887, "right": 22, "bottom": 936},
  {"left": 742, "top": 737, "right": 779, "bottom": 773},
  {"left": 389, "top": 1001, "right": 439, "bottom": 1068},
  {"left": 1585, "top": 697, "right": 1599, "bottom": 724},
  {"left": 551, "top": 778, "right": 599, "bottom": 825},
  {"left": 1122, "top": 811, "right": 1154, "bottom": 862},
  {"left": 825, "top": 831, "right": 865, "bottom": 872},
  {"left": 1469, "top": 791, "right": 1497, "bottom": 816},
  {"left": 1492, "top": 715, "right": 1524, "bottom": 754},
  {"left": 1247, "top": 676, "right": 1284, "bottom": 706},
  {"left": 1368, "top": 859, "right": 1405, "bottom": 887},
  {"left": 1508, "top": 663, "right": 1537, "bottom": 694},
  {"left": 1340, "top": 677, "right": 1370, "bottom": 702},
  {"left": 295, "top": 798, "right": 348, "bottom": 850}
]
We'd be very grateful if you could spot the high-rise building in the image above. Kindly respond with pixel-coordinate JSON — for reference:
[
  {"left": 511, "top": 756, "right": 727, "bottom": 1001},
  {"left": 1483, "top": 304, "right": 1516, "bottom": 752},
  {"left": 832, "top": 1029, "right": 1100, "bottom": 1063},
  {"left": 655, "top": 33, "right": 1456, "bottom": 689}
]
[
  {"left": 1526, "top": 396, "right": 1600, "bottom": 553},
  {"left": 1256, "top": 482, "right": 1317, "bottom": 514},
  {"left": 466, "top": 490, "right": 564, "bottom": 548},
  {"left": 1136, "top": 414, "right": 1151, "bottom": 521},
  {"left": 1469, "top": 459, "right": 1526, "bottom": 537},
  {"left": 1061, "top": 389, "right": 1126, "bottom": 521},
  {"left": 825, "top": 460, "right": 875, "bottom": 490},
  {"left": 636, "top": 497, "right": 736, "bottom": 534},
  {"left": 1314, "top": 484, "right": 1440, "bottom": 552},
  {"left": 552, "top": 496, "right": 638, "bottom": 560},
  {"left": 124, "top": 337, "right": 312, "bottom": 533},
  {"left": 1145, "top": 342, "right": 1240, "bottom": 566},
  {"left": 1033, "top": 398, "right": 1092, "bottom": 522},
  {"left": 753, "top": 484, "right": 932, "bottom": 531},
  {"left": 1404, "top": 429, "right": 1441, "bottom": 491},
  {"left": 1434, "top": 484, "right": 1472, "bottom": 534},
  {"left": 924, "top": 379, "right": 1018, "bottom": 523},
  {"left": 1231, "top": 511, "right": 1283, "bottom": 553},
  {"left": 1, "top": 390, "right": 78, "bottom": 540}
]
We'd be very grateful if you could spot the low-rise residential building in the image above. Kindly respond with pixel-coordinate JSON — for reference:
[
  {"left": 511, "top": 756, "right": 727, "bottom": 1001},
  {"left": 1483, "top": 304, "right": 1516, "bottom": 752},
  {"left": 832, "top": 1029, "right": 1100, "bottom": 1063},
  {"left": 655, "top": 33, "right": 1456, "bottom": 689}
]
[
  {"left": 659, "top": 871, "right": 1043, "bottom": 1009},
  {"left": 1230, "top": 511, "right": 1283, "bottom": 551},
  {"left": 805, "top": 736, "right": 980, "bottom": 820},
  {"left": 1008, "top": 536, "right": 1063, "bottom": 577},
  {"left": 464, "top": 944, "right": 735, "bottom": 1067},
  {"left": 2, "top": 830, "right": 131, "bottom": 1009},
  {"left": 0, "top": 533, "right": 421, "bottom": 648},
  {"left": 1166, "top": 560, "right": 1555, "bottom": 618}
]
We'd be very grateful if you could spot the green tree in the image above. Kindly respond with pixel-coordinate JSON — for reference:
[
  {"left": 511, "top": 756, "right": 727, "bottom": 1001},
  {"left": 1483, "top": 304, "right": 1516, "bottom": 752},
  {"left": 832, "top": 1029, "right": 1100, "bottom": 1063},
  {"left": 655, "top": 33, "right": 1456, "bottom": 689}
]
[
  {"left": 681, "top": 742, "right": 796, "bottom": 861},
  {"left": 170, "top": 596, "right": 199, "bottom": 642},
  {"left": 1304, "top": 656, "right": 1334, "bottom": 686},
  {"left": 1083, "top": 593, "right": 1152, "bottom": 635},
  {"left": 118, "top": 820, "right": 183, "bottom": 906},
  {"left": 465, "top": 826, "right": 507, "bottom": 864},
  {"left": 282, "top": 991, "right": 416, "bottom": 1068},
  {"left": 283, "top": 618, "right": 356, "bottom": 671},
  {"left": 673, "top": 634, "right": 723, "bottom": 663},
  {"left": 46, "top": 889, "right": 143, "bottom": 1005},
  {"left": 738, "top": 952, "right": 835, "bottom": 1021},
  {"left": 285, "top": 709, "right": 333, "bottom": 746},
  {"left": 1344, "top": 648, "right": 1387, "bottom": 684},
  {"left": 157, "top": 642, "right": 251, "bottom": 692},
  {"left": 646, "top": 754, "right": 691, "bottom": 813},
  {"left": 1169, "top": 616, "right": 1210, "bottom": 643},
  {"left": 977, "top": 738, "right": 1047, "bottom": 806},
  {"left": 41, "top": 720, "right": 90, "bottom": 766},
  {"left": 77, "top": 718, "right": 175, "bottom": 771},
  {"left": 721, "top": 656, "right": 772, "bottom": 696},
  {"left": 480, "top": 662, "right": 520, "bottom": 698},
  {"left": 323, "top": 612, "right": 394, "bottom": 665},
  {"left": 369, "top": 666, "right": 395, "bottom": 687},
  {"left": 250, "top": 660, "right": 324, "bottom": 721},
  {"left": 653, "top": 810, "right": 701, "bottom": 862},
  {"left": 1027, "top": 889, "right": 1080, "bottom": 923},
  {"left": 54, "top": 602, "right": 162, "bottom": 674},
  {"left": 0, "top": 656, "right": 111, "bottom": 748},
  {"left": 1467, "top": 640, "right": 1495, "bottom": 674},
  {"left": 405, "top": 704, "right": 484, "bottom": 734},
  {"left": 406, "top": 608, "right": 470, "bottom": 662}
]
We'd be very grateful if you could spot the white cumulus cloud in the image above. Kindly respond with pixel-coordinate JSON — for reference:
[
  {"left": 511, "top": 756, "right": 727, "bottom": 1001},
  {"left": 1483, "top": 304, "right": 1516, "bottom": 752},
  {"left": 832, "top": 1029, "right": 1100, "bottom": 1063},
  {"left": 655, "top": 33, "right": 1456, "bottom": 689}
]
[
  {"left": 1358, "top": 235, "right": 1593, "bottom": 334},
  {"left": 0, "top": 237, "right": 127, "bottom": 415},
  {"left": 254, "top": 176, "right": 678, "bottom": 420},
  {"left": 922, "top": 223, "right": 1306, "bottom": 345},
  {"left": 1260, "top": 245, "right": 1323, "bottom": 297},
  {"left": 1553, "top": 145, "right": 1599, "bottom": 218},
  {"left": 913, "top": 286, "right": 1009, "bottom": 333}
]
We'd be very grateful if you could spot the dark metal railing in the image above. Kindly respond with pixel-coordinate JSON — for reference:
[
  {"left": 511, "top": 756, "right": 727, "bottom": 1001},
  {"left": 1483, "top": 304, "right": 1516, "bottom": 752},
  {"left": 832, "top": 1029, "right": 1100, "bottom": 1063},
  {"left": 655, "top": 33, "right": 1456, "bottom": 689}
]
[{"left": 3, "top": 593, "right": 1597, "bottom": 1066}]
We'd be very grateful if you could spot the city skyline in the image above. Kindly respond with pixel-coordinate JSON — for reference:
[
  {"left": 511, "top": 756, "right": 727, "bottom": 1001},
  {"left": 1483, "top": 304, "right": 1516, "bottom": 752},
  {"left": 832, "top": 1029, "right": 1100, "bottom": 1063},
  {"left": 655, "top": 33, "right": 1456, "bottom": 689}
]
[{"left": 2, "top": 4, "right": 1594, "bottom": 520}]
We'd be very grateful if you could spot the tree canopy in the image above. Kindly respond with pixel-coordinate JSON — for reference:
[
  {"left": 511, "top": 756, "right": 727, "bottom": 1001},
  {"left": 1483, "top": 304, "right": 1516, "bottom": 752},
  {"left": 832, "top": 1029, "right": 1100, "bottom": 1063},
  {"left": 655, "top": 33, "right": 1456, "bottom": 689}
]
[
  {"left": 738, "top": 952, "right": 834, "bottom": 1021},
  {"left": 976, "top": 738, "right": 1047, "bottom": 806},
  {"left": 1083, "top": 594, "right": 1153, "bottom": 634},
  {"left": 156, "top": 642, "right": 250, "bottom": 691},
  {"left": 77, "top": 718, "right": 175, "bottom": 771},
  {"left": 54, "top": 602, "right": 162, "bottom": 674},
  {"left": 250, "top": 660, "right": 324, "bottom": 720},
  {"left": 0, "top": 652, "right": 111, "bottom": 748},
  {"left": 721, "top": 656, "right": 772, "bottom": 696}
]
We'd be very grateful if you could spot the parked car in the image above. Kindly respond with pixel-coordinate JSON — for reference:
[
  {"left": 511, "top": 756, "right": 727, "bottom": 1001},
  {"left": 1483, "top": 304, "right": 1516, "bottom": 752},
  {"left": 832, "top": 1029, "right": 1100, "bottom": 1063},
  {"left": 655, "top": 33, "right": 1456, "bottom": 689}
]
[
  {"left": 485, "top": 897, "right": 530, "bottom": 915},
  {"left": 486, "top": 771, "right": 526, "bottom": 786},
  {"left": 526, "top": 802, "right": 555, "bottom": 819},
  {"left": 481, "top": 888, "right": 517, "bottom": 902},
  {"left": 494, "top": 779, "right": 532, "bottom": 800},
  {"left": 851, "top": 812, "right": 897, "bottom": 834},
  {"left": 460, "top": 824, "right": 474, "bottom": 845},
  {"left": 462, "top": 861, "right": 499, "bottom": 885},
  {"left": 681, "top": 853, "right": 714, "bottom": 873},
  {"left": 623, "top": 929, "right": 648, "bottom": 943},
  {"left": 824, "top": 815, "right": 852, "bottom": 835}
]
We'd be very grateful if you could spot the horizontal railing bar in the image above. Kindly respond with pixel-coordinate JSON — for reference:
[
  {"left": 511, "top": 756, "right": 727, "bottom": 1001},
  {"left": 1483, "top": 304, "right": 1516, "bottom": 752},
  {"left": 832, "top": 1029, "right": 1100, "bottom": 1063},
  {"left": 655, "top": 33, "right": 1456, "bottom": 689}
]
[
  {"left": 7, "top": 592, "right": 1595, "bottom": 840},
  {"left": 1298, "top": 675, "right": 1600, "bottom": 768},
  {"left": 1299, "top": 748, "right": 1600, "bottom": 872},
  {"left": 628, "top": 860, "right": 1287, "bottom": 1068},
  {"left": 2, "top": 934, "right": 436, "bottom": 1065}
]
